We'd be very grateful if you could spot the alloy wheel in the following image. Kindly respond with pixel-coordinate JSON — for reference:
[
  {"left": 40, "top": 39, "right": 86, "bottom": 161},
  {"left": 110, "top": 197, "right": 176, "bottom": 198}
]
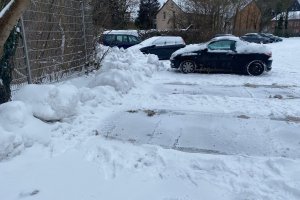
[
  {"left": 180, "top": 61, "right": 196, "bottom": 74},
  {"left": 247, "top": 61, "right": 265, "bottom": 76}
]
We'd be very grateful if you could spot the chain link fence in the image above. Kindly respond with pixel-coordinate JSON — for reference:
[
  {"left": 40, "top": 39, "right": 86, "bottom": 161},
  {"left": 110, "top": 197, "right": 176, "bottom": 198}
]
[{"left": 11, "top": 0, "right": 96, "bottom": 91}]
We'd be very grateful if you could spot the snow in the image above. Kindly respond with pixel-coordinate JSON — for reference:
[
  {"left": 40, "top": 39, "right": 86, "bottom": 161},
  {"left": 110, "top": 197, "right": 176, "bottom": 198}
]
[
  {"left": 0, "top": 101, "right": 50, "bottom": 161},
  {"left": 89, "top": 45, "right": 161, "bottom": 93},
  {"left": 171, "top": 36, "right": 271, "bottom": 59},
  {"left": 170, "top": 43, "right": 207, "bottom": 59},
  {"left": 1, "top": 38, "right": 300, "bottom": 200},
  {"left": 129, "top": 36, "right": 185, "bottom": 51},
  {"left": 272, "top": 11, "right": 300, "bottom": 20},
  {"left": 103, "top": 30, "right": 139, "bottom": 37},
  {"left": 14, "top": 84, "right": 79, "bottom": 122}
]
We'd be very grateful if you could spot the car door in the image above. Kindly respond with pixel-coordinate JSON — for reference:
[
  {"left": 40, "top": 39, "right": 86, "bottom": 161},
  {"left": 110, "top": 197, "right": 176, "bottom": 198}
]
[
  {"left": 147, "top": 40, "right": 171, "bottom": 60},
  {"left": 150, "top": 39, "right": 186, "bottom": 60},
  {"left": 204, "top": 40, "right": 236, "bottom": 72}
]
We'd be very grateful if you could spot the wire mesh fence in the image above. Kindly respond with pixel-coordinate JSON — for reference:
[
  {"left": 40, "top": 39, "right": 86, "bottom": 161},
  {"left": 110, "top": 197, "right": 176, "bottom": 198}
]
[{"left": 11, "top": 0, "right": 96, "bottom": 91}]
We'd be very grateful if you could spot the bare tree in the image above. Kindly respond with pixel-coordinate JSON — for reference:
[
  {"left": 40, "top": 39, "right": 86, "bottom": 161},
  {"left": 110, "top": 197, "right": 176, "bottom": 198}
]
[
  {"left": 0, "top": 0, "right": 30, "bottom": 57},
  {"left": 92, "top": 0, "right": 138, "bottom": 33}
]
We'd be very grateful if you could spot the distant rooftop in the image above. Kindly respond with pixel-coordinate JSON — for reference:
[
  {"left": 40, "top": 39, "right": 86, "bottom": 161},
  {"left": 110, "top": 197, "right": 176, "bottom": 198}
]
[{"left": 272, "top": 11, "right": 300, "bottom": 21}]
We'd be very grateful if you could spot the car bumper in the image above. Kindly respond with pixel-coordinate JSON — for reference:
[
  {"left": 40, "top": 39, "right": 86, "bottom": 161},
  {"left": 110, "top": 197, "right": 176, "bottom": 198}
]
[
  {"left": 265, "top": 59, "right": 273, "bottom": 71},
  {"left": 170, "top": 59, "right": 181, "bottom": 69}
]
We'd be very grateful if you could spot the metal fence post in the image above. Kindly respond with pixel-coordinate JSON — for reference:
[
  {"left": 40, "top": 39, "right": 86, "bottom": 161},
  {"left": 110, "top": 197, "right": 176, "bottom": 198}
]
[
  {"left": 20, "top": 16, "right": 32, "bottom": 84},
  {"left": 81, "top": 0, "right": 88, "bottom": 64}
]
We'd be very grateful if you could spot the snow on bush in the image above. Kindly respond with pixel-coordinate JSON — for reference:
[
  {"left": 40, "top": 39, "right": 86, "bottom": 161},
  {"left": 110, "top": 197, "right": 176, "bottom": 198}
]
[
  {"left": 14, "top": 84, "right": 79, "bottom": 121},
  {"left": 89, "top": 45, "right": 160, "bottom": 93},
  {"left": 0, "top": 101, "right": 50, "bottom": 160}
]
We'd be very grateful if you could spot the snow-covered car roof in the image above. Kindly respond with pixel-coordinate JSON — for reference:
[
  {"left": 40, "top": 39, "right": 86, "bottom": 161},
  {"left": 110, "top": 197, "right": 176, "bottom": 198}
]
[
  {"left": 171, "top": 37, "right": 271, "bottom": 59},
  {"left": 103, "top": 30, "right": 139, "bottom": 37},
  {"left": 129, "top": 36, "right": 185, "bottom": 50}
]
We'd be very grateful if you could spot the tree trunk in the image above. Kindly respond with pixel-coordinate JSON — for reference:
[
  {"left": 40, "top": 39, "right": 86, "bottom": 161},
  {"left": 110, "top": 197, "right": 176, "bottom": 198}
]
[
  {"left": 0, "top": 0, "right": 30, "bottom": 58},
  {"left": 0, "top": 0, "right": 30, "bottom": 104}
]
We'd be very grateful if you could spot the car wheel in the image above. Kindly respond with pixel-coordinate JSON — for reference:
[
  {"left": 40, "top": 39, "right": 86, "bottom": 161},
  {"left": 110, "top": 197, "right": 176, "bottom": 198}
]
[
  {"left": 246, "top": 61, "right": 265, "bottom": 76},
  {"left": 180, "top": 60, "right": 196, "bottom": 74}
]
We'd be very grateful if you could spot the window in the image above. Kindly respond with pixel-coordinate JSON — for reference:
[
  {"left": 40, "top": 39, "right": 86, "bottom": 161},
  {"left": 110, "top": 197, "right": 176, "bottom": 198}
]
[
  {"left": 116, "top": 35, "right": 129, "bottom": 43},
  {"left": 208, "top": 40, "right": 236, "bottom": 51},
  {"left": 104, "top": 35, "right": 115, "bottom": 43},
  {"left": 116, "top": 35, "right": 123, "bottom": 42},
  {"left": 128, "top": 36, "right": 139, "bottom": 43},
  {"left": 163, "top": 12, "right": 166, "bottom": 20}
]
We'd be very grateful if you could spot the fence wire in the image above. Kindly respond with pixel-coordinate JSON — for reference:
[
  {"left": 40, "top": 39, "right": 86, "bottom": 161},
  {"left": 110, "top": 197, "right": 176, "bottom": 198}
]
[{"left": 11, "top": 0, "right": 96, "bottom": 91}]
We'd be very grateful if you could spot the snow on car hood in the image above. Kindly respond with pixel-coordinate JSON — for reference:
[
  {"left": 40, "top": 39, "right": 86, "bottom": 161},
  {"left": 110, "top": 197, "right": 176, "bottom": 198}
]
[{"left": 170, "top": 43, "right": 207, "bottom": 60}]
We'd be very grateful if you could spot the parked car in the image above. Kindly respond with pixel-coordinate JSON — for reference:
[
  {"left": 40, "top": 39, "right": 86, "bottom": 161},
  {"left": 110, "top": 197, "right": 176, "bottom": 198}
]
[
  {"left": 129, "top": 36, "right": 186, "bottom": 60},
  {"left": 259, "top": 33, "right": 283, "bottom": 42},
  {"left": 99, "top": 30, "right": 141, "bottom": 49},
  {"left": 170, "top": 36, "right": 273, "bottom": 76},
  {"left": 241, "top": 33, "right": 272, "bottom": 44}
]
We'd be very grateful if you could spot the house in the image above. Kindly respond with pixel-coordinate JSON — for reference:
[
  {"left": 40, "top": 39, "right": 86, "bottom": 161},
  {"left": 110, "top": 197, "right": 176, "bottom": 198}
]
[
  {"left": 156, "top": 0, "right": 187, "bottom": 30},
  {"left": 232, "top": 0, "right": 261, "bottom": 35},
  {"left": 289, "top": 0, "right": 300, "bottom": 11},
  {"left": 156, "top": 0, "right": 261, "bottom": 35},
  {"left": 271, "top": 0, "right": 300, "bottom": 36}
]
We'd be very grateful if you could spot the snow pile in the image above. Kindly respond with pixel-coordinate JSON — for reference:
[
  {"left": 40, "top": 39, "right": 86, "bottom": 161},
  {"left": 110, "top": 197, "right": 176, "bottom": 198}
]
[
  {"left": 0, "top": 101, "right": 50, "bottom": 161},
  {"left": 14, "top": 84, "right": 79, "bottom": 121},
  {"left": 89, "top": 46, "right": 160, "bottom": 93}
]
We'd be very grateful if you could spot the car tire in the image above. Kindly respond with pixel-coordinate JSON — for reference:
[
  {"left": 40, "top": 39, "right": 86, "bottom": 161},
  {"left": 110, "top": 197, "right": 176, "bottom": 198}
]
[
  {"left": 246, "top": 61, "right": 265, "bottom": 76},
  {"left": 180, "top": 60, "right": 196, "bottom": 74}
]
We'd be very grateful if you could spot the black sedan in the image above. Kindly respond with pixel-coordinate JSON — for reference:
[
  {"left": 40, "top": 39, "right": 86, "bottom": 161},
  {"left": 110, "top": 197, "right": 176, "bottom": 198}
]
[
  {"left": 260, "top": 33, "right": 283, "bottom": 42},
  {"left": 241, "top": 33, "right": 272, "bottom": 44},
  {"left": 170, "top": 36, "right": 273, "bottom": 76}
]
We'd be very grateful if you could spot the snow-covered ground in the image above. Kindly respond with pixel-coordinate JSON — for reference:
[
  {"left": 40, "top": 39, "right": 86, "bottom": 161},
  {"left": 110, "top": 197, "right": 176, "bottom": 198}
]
[{"left": 1, "top": 38, "right": 300, "bottom": 200}]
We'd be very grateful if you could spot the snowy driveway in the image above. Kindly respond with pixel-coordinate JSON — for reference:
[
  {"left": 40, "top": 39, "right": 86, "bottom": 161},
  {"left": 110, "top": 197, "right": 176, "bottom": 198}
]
[
  {"left": 96, "top": 39, "right": 300, "bottom": 160},
  {"left": 99, "top": 70, "right": 300, "bottom": 158}
]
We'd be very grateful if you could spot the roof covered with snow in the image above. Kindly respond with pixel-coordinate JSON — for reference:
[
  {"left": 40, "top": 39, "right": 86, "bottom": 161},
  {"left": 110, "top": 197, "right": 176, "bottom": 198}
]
[
  {"left": 159, "top": 0, "right": 253, "bottom": 16},
  {"left": 129, "top": 36, "right": 185, "bottom": 50},
  {"left": 272, "top": 11, "right": 300, "bottom": 21},
  {"left": 103, "top": 30, "right": 139, "bottom": 37}
]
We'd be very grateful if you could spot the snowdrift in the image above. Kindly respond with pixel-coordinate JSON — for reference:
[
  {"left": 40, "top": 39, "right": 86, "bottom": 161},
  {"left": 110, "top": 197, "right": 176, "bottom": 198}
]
[
  {"left": 0, "top": 101, "right": 50, "bottom": 160},
  {"left": 89, "top": 45, "right": 161, "bottom": 93},
  {"left": 0, "top": 44, "right": 162, "bottom": 160}
]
